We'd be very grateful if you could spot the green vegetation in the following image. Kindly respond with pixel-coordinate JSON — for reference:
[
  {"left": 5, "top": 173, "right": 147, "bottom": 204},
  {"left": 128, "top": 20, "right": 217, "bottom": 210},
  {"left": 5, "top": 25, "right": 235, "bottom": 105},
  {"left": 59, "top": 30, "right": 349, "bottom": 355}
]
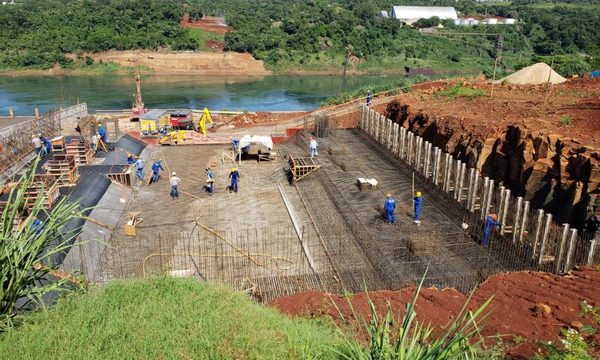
[
  {"left": 324, "top": 74, "right": 429, "bottom": 105},
  {"left": 333, "top": 272, "right": 493, "bottom": 359},
  {"left": 1, "top": 0, "right": 599, "bottom": 74},
  {"left": 0, "top": 162, "right": 85, "bottom": 329},
  {"left": 560, "top": 115, "right": 572, "bottom": 127},
  {"left": 580, "top": 300, "right": 600, "bottom": 326},
  {"left": 438, "top": 84, "right": 486, "bottom": 100},
  {"left": 535, "top": 328, "right": 595, "bottom": 360},
  {"left": 0, "top": 277, "right": 345, "bottom": 359}
]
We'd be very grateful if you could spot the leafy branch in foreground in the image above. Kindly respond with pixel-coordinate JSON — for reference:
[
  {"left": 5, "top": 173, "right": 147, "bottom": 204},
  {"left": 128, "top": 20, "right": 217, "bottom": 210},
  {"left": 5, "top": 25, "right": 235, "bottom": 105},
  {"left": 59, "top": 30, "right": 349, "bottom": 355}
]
[
  {"left": 0, "top": 161, "right": 86, "bottom": 329},
  {"left": 331, "top": 268, "right": 493, "bottom": 359}
]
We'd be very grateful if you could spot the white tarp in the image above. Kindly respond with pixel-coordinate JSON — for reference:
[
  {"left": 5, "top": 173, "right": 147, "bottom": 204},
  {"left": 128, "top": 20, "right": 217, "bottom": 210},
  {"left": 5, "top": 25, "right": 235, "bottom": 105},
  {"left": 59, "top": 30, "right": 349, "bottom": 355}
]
[{"left": 239, "top": 135, "right": 273, "bottom": 150}]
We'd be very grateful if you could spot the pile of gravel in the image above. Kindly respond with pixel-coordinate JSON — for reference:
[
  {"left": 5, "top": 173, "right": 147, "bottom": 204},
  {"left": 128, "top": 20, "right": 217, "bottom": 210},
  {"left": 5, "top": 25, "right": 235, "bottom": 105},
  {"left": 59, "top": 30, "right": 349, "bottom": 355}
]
[{"left": 497, "top": 62, "right": 566, "bottom": 85}]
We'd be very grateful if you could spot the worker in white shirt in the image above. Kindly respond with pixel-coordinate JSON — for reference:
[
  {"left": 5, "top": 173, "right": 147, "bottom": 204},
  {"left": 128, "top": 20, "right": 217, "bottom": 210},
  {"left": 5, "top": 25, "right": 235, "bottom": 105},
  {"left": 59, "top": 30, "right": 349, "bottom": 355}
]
[
  {"left": 32, "top": 135, "right": 43, "bottom": 156},
  {"left": 308, "top": 136, "right": 318, "bottom": 158},
  {"left": 170, "top": 172, "right": 181, "bottom": 199}
]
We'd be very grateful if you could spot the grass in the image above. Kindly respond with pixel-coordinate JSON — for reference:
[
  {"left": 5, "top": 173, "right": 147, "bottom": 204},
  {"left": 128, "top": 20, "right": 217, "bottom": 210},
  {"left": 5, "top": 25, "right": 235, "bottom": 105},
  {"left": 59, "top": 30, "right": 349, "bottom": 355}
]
[
  {"left": 560, "top": 115, "right": 572, "bottom": 127},
  {"left": 0, "top": 277, "right": 345, "bottom": 359},
  {"left": 187, "top": 28, "right": 224, "bottom": 52},
  {"left": 438, "top": 83, "right": 486, "bottom": 100}
]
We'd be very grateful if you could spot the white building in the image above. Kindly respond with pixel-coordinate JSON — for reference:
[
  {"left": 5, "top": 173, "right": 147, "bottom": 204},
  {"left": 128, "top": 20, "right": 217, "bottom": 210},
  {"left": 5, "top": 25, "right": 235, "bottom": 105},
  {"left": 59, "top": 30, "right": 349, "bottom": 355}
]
[{"left": 390, "top": 6, "right": 458, "bottom": 24}]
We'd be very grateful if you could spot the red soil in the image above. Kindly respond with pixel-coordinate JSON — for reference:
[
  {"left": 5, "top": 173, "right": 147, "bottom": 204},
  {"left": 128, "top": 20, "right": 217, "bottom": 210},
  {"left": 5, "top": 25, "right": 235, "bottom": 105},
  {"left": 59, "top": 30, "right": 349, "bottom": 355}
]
[
  {"left": 180, "top": 14, "right": 232, "bottom": 35},
  {"left": 374, "top": 77, "right": 600, "bottom": 146},
  {"left": 271, "top": 267, "right": 600, "bottom": 359}
]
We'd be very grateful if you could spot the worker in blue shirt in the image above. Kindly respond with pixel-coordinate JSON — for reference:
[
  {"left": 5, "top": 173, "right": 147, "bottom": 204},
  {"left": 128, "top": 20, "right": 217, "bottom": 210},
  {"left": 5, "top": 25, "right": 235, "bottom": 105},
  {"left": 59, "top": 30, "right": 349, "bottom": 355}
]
[
  {"left": 127, "top": 153, "right": 136, "bottom": 164},
  {"left": 482, "top": 214, "right": 501, "bottom": 247},
  {"left": 366, "top": 91, "right": 373, "bottom": 106},
  {"left": 228, "top": 167, "right": 239, "bottom": 193},
  {"left": 42, "top": 136, "right": 52, "bottom": 155},
  {"left": 414, "top": 191, "right": 423, "bottom": 224},
  {"left": 205, "top": 167, "right": 215, "bottom": 194},
  {"left": 98, "top": 124, "right": 107, "bottom": 143},
  {"left": 135, "top": 158, "right": 144, "bottom": 180},
  {"left": 383, "top": 193, "right": 396, "bottom": 224},
  {"left": 151, "top": 160, "right": 164, "bottom": 183}
]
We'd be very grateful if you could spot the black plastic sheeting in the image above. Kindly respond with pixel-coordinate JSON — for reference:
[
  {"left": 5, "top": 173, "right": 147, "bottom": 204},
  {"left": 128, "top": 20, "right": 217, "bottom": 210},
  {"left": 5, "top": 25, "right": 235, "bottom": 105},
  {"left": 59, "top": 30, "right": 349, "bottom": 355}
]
[{"left": 94, "top": 134, "right": 147, "bottom": 164}]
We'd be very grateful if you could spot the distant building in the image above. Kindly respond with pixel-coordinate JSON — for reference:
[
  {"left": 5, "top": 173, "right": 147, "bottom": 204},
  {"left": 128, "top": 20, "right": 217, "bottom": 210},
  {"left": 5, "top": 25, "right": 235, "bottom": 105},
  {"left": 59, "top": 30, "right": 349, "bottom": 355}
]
[
  {"left": 454, "top": 16, "right": 517, "bottom": 26},
  {"left": 379, "top": 10, "right": 389, "bottom": 18},
  {"left": 390, "top": 6, "right": 458, "bottom": 25}
]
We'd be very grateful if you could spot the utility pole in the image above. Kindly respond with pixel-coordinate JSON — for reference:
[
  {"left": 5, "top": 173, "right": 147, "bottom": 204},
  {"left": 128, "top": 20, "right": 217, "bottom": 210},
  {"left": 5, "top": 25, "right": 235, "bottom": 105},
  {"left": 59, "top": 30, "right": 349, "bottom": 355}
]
[{"left": 490, "top": 34, "right": 504, "bottom": 98}]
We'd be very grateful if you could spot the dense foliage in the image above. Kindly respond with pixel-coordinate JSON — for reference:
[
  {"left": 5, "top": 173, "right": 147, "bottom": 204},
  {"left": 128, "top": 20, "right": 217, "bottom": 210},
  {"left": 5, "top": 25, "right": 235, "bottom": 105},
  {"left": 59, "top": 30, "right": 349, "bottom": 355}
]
[
  {"left": 0, "top": 0, "right": 199, "bottom": 69},
  {"left": 0, "top": 0, "right": 598, "bottom": 73}
]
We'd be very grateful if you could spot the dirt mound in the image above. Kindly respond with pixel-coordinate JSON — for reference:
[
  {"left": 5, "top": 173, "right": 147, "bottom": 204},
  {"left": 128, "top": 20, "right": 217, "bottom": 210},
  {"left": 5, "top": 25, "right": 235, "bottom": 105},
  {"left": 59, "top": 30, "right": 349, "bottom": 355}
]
[
  {"left": 272, "top": 267, "right": 600, "bottom": 359},
  {"left": 227, "top": 111, "right": 307, "bottom": 127},
  {"left": 498, "top": 62, "right": 566, "bottom": 85}
]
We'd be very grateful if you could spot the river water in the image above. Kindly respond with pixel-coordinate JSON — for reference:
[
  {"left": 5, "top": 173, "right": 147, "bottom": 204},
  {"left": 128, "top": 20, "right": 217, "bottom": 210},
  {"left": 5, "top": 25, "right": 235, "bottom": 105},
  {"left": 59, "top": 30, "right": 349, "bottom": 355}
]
[{"left": 0, "top": 74, "right": 402, "bottom": 116}]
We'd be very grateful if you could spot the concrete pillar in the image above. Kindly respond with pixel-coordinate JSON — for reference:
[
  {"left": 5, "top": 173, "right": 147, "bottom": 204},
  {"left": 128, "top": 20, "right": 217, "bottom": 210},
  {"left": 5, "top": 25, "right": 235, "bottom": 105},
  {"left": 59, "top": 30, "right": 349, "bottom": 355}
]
[
  {"left": 484, "top": 179, "right": 494, "bottom": 219},
  {"left": 564, "top": 228, "right": 578, "bottom": 272},
  {"left": 471, "top": 171, "right": 480, "bottom": 212},
  {"left": 453, "top": 161, "right": 463, "bottom": 200},
  {"left": 400, "top": 127, "right": 406, "bottom": 159},
  {"left": 497, "top": 185, "right": 506, "bottom": 222},
  {"left": 531, "top": 209, "right": 545, "bottom": 260},
  {"left": 555, "top": 223, "right": 570, "bottom": 273},
  {"left": 393, "top": 124, "right": 399, "bottom": 154},
  {"left": 423, "top": 142, "right": 431, "bottom": 179},
  {"left": 380, "top": 115, "right": 386, "bottom": 144},
  {"left": 415, "top": 136, "right": 422, "bottom": 171},
  {"left": 407, "top": 132, "right": 414, "bottom": 165},
  {"left": 432, "top": 148, "right": 440, "bottom": 185},
  {"left": 458, "top": 162, "right": 467, "bottom": 203},
  {"left": 480, "top": 177, "right": 490, "bottom": 218},
  {"left": 35, "top": 108, "right": 40, "bottom": 118},
  {"left": 442, "top": 154, "right": 450, "bottom": 192},
  {"left": 9, "top": 107, "right": 14, "bottom": 118},
  {"left": 512, "top": 197, "right": 523, "bottom": 243},
  {"left": 587, "top": 240, "right": 597, "bottom": 266},
  {"left": 374, "top": 113, "right": 380, "bottom": 140},
  {"left": 387, "top": 119, "right": 394, "bottom": 149},
  {"left": 466, "top": 168, "right": 475, "bottom": 209},
  {"left": 538, "top": 213, "right": 553, "bottom": 265},
  {"left": 518, "top": 201, "right": 530, "bottom": 243},
  {"left": 500, "top": 189, "right": 511, "bottom": 234}
]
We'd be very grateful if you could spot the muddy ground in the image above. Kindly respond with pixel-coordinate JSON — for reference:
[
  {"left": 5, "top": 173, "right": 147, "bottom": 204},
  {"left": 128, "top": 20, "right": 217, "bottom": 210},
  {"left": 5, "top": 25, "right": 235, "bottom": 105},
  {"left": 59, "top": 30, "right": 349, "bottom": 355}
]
[{"left": 272, "top": 267, "right": 600, "bottom": 359}]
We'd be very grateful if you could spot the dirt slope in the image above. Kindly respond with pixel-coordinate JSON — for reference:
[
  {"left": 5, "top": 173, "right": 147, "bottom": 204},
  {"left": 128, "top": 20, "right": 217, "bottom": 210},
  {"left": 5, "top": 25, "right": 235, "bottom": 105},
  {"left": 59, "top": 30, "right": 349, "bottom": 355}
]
[
  {"left": 272, "top": 267, "right": 600, "bottom": 359},
  {"left": 87, "top": 50, "right": 268, "bottom": 75}
]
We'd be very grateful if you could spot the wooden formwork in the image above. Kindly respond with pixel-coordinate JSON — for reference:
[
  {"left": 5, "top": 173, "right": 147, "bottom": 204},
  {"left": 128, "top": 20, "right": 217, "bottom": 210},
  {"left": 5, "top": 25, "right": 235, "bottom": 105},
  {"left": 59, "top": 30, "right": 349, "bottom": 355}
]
[
  {"left": 42, "top": 157, "right": 79, "bottom": 187},
  {"left": 288, "top": 156, "right": 321, "bottom": 183},
  {"left": 108, "top": 165, "right": 135, "bottom": 188},
  {"left": 65, "top": 141, "right": 93, "bottom": 165},
  {"left": 22, "top": 175, "right": 61, "bottom": 210}
]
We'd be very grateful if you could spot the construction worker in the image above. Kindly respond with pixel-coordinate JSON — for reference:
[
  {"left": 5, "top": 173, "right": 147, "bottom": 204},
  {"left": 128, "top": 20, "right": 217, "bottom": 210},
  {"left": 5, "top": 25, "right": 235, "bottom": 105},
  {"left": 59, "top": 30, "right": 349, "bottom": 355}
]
[
  {"left": 170, "top": 172, "right": 181, "bottom": 199},
  {"left": 384, "top": 193, "right": 396, "bottom": 224},
  {"left": 308, "top": 136, "right": 318, "bottom": 158},
  {"left": 231, "top": 137, "right": 240, "bottom": 152},
  {"left": 151, "top": 160, "right": 164, "bottom": 183},
  {"left": 482, "top": 214, "right": 501, "bottom": 247},
  {"left": 32, "top": 135, "right": 42, "bottom": 156},
  {"left": 413, "top": 191, "right": 422, "bottom": 224},
  {"left": 205, "top": 167, "right": 215, "bottom": 194},
  {"left": 135, "top": 157, "right": 144, "bottom": 180},
  {"left": 91, "top": 133, "right": 99, "bottom": 152},
  {"left": 366, "top": 91, "right": 373, "bottom": 106},
  {"left": 228, "top": 167, "right": 239, "bottom": 193},
  {"left": 41, "top": 135, "right": 52, "bottom": 155},
  {"left": 126, "top": 153, "right": 136, "bottom": 164},
  {"left": 98, "top": 123, "right": 107, "bottom": 144}
]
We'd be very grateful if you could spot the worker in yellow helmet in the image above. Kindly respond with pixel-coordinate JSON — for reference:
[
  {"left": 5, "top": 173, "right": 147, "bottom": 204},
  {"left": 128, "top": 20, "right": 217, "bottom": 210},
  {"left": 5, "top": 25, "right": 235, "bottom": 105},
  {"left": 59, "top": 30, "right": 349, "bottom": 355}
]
[
  {"left": 414, "top": 191, "right": 422, "bottom": 225},
  {"left": 228, "top": 167, "right": 240, "bottom": 193}
]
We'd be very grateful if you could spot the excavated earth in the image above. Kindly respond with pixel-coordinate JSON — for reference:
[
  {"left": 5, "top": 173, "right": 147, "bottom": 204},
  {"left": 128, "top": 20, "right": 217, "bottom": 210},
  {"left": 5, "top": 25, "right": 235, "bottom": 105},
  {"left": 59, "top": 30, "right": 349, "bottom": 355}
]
[
  {"left": 374, "top": 77, "right": 600, "bottom": 228},
  {"left": 272, "top": 267, "right": 600, "bottom": 359}
]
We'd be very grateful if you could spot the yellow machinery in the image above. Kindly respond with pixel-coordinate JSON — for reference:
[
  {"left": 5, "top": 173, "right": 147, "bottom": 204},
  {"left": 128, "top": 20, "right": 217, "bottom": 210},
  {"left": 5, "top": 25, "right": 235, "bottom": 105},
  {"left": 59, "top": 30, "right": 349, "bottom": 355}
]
[{"left": 198, "top": 107, "right": 213, "bottom": 136}]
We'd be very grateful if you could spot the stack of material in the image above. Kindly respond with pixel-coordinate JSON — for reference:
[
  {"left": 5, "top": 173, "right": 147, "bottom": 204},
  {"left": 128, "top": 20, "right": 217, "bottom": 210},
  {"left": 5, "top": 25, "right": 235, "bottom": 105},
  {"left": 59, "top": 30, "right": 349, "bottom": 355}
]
[
  {"left": 497, "top": 62, "right": 566, "bottom": 85},
  {"left": 123, "top": 212, "right": 143, "bottom": 237},
  {"left": 65, "top": 140, "right": 93, "bottom": 165},
  {"left": 357, "top": 178, "right": 378, "bottom": 191},
  {"left": 43, "top": 157, "right": 79, "bottom": 187}
]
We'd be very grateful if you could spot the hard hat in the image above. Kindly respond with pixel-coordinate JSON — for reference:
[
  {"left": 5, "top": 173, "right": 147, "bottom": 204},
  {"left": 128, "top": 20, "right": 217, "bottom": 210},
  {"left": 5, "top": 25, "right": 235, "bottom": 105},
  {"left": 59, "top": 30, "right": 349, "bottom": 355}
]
[
  {"left": 172, "top": 172, "right": 176, "bottom": 176},
  {"left": 386, "top": 193, "right": 391, "bottom": 198},
  {"left": 231, "top": 167, "right": 236, "bottom": 172},
  {"left": 416, "top": 191, "right": 422, "bottom": 197}
]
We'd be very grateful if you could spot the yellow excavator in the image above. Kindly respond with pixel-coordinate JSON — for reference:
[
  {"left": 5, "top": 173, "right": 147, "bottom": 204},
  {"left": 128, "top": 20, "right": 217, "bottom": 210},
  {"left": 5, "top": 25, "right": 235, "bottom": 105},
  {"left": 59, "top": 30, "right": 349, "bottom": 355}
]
[{"left": 159, "top": 108, "right": 213, "bottom": 145}]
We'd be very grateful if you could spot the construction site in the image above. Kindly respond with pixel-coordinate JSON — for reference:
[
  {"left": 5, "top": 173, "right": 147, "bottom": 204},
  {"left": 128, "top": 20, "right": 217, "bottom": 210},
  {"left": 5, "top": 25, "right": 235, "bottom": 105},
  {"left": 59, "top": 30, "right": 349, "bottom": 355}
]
[{"left": 2, "top": 65, "right": 599, "bottom": 357}]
